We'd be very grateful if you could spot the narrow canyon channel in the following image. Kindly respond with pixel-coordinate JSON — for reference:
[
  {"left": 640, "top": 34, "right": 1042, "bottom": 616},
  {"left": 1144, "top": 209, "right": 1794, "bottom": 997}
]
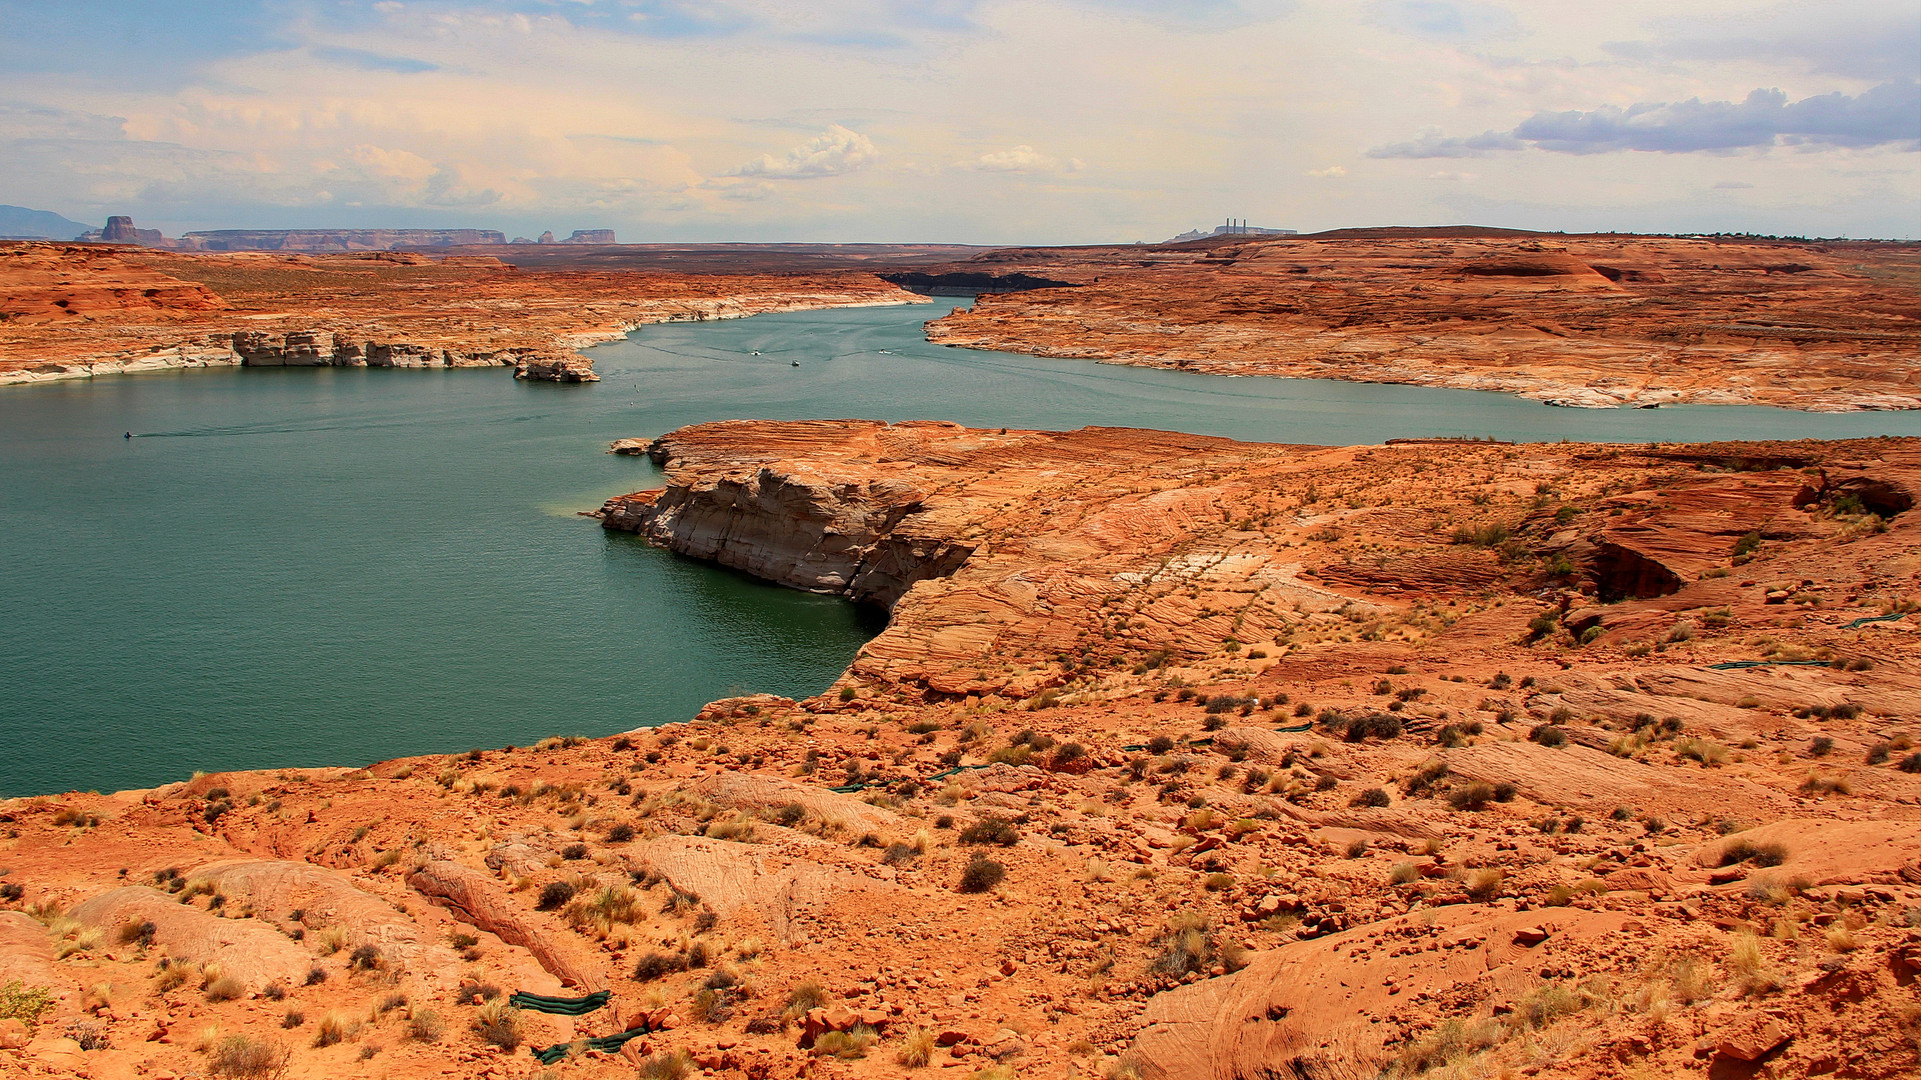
[{"left": 3, "top": 299, "right": 1917, "bottom": 796}]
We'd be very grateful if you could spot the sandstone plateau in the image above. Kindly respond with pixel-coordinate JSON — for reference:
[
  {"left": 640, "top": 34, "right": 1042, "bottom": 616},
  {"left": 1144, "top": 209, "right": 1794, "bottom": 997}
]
[
  {"left": 6, "top": 421, "right": 1921, "bottom": 1079},
  {"left": 921, "top": 228, "right": 1921, "bottom": 410},
  {"left": 0, "top": 242, "right": 925, "bottom": 386},
  {"left": 6, "top": 229, "right": 1919, "bottom": 410}
]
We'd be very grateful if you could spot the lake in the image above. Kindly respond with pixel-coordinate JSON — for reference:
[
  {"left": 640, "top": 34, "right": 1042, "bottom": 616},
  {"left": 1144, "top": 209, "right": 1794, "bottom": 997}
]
[{"left": 3, "top": 298, "right": 1916, "bottom": 796}]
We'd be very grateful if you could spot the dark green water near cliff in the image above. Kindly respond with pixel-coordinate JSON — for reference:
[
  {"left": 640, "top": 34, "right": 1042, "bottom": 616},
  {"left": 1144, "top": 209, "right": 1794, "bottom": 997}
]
[{"left": 3, "top": 299, "right": 1917, "bottom": 796}]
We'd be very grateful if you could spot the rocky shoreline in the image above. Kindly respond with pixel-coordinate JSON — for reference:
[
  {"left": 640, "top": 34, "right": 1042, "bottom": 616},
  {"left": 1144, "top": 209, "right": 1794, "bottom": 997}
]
[
  {"left": 6, "top": 421, "right": 1919, "bottom": 1079},
  {"left": 918, "top": 231, "right": 1921, "bottom": 412},
  {"left": 0, "top": 243, "right": 924, "bottom": 387}
]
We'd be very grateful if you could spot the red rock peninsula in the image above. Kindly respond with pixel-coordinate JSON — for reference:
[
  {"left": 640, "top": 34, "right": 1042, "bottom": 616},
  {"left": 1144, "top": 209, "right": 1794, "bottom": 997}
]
[
  {"left": 0, "top": 242, "right": 925, "bottom": 386},
  {"left": 6, "top": 420, "right": 1921, "bottom": 1079},
  {"left": 922, "top": 228, "right": 1921, "bottom": 410}
]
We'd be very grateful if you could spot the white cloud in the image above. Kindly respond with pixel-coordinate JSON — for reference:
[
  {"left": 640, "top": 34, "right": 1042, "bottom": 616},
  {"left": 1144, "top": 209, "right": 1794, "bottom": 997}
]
[
  {"left": 971, "top": 144, "right": 1083, "bottom": 174},
  {"left": 0, "top": 0, "right": 1914, "bottom": 240},
  {"left": 735, "top": 124, "right": 877, "bottom": 179}
]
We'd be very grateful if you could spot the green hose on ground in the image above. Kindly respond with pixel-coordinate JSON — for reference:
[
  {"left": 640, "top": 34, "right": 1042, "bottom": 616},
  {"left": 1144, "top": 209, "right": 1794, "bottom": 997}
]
[
  {"left": 508, "top": 989, "right": 611, "bottom": 1016},
  {"left": 530, "top": 1024, "right": 650, "bottom": 1066}
]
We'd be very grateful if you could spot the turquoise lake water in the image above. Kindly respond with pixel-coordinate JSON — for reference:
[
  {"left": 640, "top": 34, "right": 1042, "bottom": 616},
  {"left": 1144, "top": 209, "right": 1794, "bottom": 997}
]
[{"left": 3, "top": 299, "right": 1918, "bottom": 797}]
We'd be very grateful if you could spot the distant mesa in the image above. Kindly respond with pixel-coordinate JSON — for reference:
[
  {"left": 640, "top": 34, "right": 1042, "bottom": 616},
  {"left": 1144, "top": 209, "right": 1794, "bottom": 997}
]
[
  {"left": 1164, "top": 217, "right": 1297, "bottom": 244},
  {"left": 514, "top": 229, "right": 618, "bottom": 245},
  {"left": 175, "top": 228, "right": 508, "bottom": 253}
]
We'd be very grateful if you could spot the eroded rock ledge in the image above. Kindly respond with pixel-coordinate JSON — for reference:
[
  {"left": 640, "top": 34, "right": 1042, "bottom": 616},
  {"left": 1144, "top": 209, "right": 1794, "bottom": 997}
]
[
  {"left": 919, "top": 231, "right": 1921, "bottom": 411},
  {"left": 6, "top": 420, "right": 1921, "bottom": 1080},
  {"left": 0, "top": 243, "right": 921, "bottom": 386}
]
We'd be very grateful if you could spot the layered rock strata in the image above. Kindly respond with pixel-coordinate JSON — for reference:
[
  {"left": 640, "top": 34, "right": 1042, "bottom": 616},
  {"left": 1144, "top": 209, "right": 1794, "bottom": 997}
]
[
  {"left": 0, "top": 243, "right": 922, "bottom": 386},
  {"left": 922, "top": 229, "right": 1921, "bottom": 411}
]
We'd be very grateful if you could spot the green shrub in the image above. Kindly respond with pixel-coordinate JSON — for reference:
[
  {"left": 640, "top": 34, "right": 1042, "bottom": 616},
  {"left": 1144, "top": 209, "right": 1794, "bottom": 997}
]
[{"left": 0, "top": 981, "right": 54, "bottom": 1027}]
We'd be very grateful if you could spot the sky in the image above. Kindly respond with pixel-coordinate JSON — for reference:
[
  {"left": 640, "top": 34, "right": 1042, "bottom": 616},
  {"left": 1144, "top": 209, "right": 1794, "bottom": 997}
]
[{"left": 0, "top": 0, "right": 1915, "bottom": 243}]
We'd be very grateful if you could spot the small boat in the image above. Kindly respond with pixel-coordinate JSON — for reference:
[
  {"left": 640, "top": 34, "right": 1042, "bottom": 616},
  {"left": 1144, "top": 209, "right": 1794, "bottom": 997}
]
[{"left": 791, "top": 361, "right": 800, "bottom": 367}]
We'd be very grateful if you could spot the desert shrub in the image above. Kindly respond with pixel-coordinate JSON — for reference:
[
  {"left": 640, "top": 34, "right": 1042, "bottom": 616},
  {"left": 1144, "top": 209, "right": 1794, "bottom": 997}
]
[
  {"left": 1352, "top": 787, "right": 1391, "bottom": 808},
  {"left": 280, "top": 1010, "right": 303, "bottom": 1029},
  {"left": 957, "top": 853, "right": 1006, "bottom": 893},
  {"left": 690, "top": 987, "right": 733, "bottom": 1025},
  {"left": 897, "top": 1026, "right": 937, "bottom": 1068},
  {"left": 348, "top": 944, "right": 382, "bottom": 971},
  {"left": 1203, "top": 872, "right": 1236, "bottom": 891},
  {"left": 1396, "top": 1018, "right": 1500, "bottom": 1074},
  {"left": 204, "top": 975, "right": 245, "bottom": 1002},
  {"left": 471, "top": 1000, "right": 521, "bottom": 1050},
  {"left": 1529, "top": 724, "right": 1568, "bottom": 748},
  {"left": 1447, "top": 782, "right": 1497, "bottom": 811},
  {"left": 633, "top": 951, "right": 688, "bottom": 982},
  {"left": 605, "top": 824, "right": 635, "bottom": 843},
  {"left": 118, "top": 919, "right": 157, "bottom": 947},
  {"left": 1677, "top": 737, "right": 1730, "bottom": 766},
  {"left": 1148, "top": 914, "right": 1213, "bottom": 978},
  {"left": 1345, "top": 713, "right": 1402, "bottom": 742},
  {"left": 1720, "top": 839, "right": 1789, "bottom": 867},
  {"left": 1146, "top": 735, "right": 1176, "bottom": 754},
  {"left": 1464, "top": 869, "right": 1504, "bottom": 901},
  {"left": 959, "top": 816, "right": 1021, "bottom": 846},
  {"left": 303, "top": 967, "right": 326, "bottom": 986},
  {"left": 773, "top": 802, "right": 805, "bottom": 826},
  {"left": 1345, "top": 839, "right": 1369, "bottom": 859},
  {"left": 1809, "top": 736, "right": 1834, "bottom": 757},
  {"left": 813, "top": 1026, "right": 878, "bottom": 1060},
  {"left": 207, "top": 1035, "right": 289, "bottom": 1079},
  {"left": 1403, "top": 759, "right": 1450, "bottom": 797},
  {"left": 0, "top": 980, "right": 54, "bottom": 1027},
  {"left": 1867, "top": 742, "right": 1893, "bottom": 765},
  {"left": 1389, "top": 862, "right": 1419, "bottom": 885},
  {"left": 536, "top": 881, "right": 575, "bottom": 911},
  {"left": 782, "top": 980, "right": 828, "bottom": 1020},
  {"left": 637, "top": 1050, "right": 696, "bottom": 1079},
  {"left": 310, "top": 1012, "right": 349, "bottom": 1049},
  {"left": 408, "top": 1008, "right": 445, "bottom": 1042}
]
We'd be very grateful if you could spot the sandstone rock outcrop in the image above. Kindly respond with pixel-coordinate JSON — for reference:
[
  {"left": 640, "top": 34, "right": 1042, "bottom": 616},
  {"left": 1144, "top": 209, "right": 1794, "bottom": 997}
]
[
  {"left": 70, "top": 886, "right": 313, "bottom": 992},
  {"left": 4, "top": 421, "right": 1921, "bottom": 1080},
  {"left": 0, "top": 242, "right": 922, "bottom": 386},
  {"left": 922, "top": 228, "right": 1921, "bottom": 411},
  {"left": 406, "top": 859, "right": 605, "bottom": 990}
]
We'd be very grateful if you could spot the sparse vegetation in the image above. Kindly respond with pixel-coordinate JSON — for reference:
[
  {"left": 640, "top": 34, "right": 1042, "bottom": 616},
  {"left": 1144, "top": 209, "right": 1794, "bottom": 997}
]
[
  {"left": 207, "top": 1035, "right": 289, "bottom": 1080},
  {"left": 958, "top": 853, "right": 1006, "bottom": 893}
]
